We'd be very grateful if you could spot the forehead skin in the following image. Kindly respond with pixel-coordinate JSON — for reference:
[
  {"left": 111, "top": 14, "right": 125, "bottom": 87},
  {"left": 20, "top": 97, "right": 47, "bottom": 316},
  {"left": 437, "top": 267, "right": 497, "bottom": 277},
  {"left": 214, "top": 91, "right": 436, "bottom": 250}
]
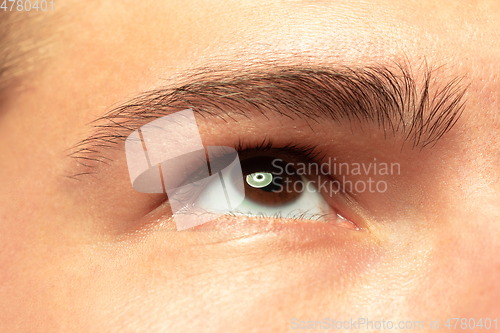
[{"left": 0, "top": 0, "right": 499, "bottom": 332}]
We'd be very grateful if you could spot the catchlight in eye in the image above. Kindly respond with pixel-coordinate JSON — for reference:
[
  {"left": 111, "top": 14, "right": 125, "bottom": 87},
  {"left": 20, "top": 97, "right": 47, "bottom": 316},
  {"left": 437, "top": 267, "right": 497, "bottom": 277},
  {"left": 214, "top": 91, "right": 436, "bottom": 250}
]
[{"left": 246, "top": 172, "right": 273, "bottom": 188}]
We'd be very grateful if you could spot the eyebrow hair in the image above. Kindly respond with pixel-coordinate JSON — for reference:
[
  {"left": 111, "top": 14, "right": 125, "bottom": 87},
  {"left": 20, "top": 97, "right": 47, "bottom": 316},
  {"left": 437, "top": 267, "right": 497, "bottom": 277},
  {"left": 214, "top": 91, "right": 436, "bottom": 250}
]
[{"left": 68, "top": 61, "right": 468, "bottom": 178}]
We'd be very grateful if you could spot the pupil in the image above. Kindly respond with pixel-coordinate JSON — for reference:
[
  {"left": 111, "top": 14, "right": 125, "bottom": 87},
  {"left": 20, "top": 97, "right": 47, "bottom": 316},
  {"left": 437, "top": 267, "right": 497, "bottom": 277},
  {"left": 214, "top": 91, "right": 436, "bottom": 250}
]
[{"left": 240, "top": 156, "right": 302, "bottom": 205}]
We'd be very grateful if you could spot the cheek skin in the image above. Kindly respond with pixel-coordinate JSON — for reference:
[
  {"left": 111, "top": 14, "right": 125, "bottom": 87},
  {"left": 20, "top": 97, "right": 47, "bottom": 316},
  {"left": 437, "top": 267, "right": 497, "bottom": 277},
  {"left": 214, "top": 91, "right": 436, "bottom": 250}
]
[{"left": 23, "top": 217, "right": 382, "bottom": 332}]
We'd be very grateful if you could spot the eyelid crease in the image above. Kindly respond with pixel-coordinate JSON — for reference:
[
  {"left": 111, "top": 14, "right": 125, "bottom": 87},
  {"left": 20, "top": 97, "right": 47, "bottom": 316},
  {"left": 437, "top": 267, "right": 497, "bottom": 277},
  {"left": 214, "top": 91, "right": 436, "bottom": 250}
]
[{"left": 66, "top": 60, "right": 468, "bottom": 179}]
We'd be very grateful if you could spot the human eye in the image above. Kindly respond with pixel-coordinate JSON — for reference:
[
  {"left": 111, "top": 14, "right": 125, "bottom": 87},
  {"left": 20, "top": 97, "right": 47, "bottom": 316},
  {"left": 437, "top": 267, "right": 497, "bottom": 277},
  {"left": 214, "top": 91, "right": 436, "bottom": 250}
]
[
  {"left": 193, "top": 151, "right": 357, "bottom": 230},
  {"left": 123, "top": 109, "right": 358, "bottom": 231}
]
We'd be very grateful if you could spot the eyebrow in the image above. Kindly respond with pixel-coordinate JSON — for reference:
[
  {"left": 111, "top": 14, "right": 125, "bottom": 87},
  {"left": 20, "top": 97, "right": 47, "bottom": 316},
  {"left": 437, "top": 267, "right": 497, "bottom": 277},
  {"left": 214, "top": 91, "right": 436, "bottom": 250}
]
[{"left": 68, "top": 61, "right": 468, "bottom": 177}]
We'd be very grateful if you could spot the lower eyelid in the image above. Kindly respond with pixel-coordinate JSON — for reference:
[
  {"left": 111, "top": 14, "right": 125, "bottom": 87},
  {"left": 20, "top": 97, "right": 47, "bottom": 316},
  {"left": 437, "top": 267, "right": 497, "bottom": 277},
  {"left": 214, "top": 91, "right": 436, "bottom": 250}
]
[
  {"left": 143, "top": 213, "right": 363, "bottom": 241},
  {"left": 137, "top": 202, "right": 362, "bottom": 239}
]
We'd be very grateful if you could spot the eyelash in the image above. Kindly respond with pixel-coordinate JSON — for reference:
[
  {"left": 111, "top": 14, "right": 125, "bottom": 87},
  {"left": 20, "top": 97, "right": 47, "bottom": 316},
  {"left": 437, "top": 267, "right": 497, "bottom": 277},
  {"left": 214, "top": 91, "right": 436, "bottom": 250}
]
[{"left": 234, "top": 137, "right": 327, "bottom": 166}]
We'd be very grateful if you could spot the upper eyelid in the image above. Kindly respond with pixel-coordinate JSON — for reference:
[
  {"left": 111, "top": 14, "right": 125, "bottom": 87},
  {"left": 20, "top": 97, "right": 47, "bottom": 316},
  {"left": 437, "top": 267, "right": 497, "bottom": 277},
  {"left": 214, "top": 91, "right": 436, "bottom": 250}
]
[{"left": 66, "top": 61, "right": 468, "bottom": 179}]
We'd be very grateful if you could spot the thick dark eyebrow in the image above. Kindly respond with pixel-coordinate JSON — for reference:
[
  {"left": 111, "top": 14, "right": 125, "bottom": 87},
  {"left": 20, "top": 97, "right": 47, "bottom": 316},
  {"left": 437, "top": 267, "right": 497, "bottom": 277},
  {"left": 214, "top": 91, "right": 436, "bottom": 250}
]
[{"left": 68, "top": 62, "right": 467, "bottom": 177}]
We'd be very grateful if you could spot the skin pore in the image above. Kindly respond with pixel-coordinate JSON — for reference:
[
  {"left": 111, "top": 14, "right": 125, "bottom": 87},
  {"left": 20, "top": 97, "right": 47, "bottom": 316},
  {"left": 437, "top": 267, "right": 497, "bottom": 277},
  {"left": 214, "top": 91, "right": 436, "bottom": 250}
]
[{"left": 0, "top": 1, "right": 499, "bottom": 332}]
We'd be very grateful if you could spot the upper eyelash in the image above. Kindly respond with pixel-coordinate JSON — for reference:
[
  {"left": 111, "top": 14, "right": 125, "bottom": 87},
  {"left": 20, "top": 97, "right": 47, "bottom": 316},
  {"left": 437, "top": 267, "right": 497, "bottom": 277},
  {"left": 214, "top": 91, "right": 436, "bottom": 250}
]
[
  {"left": 235, "top": 137, "right": 327, "bottom": 166},
  {"left": 183, "top": 139, "right": 327, "bottom": 191}
]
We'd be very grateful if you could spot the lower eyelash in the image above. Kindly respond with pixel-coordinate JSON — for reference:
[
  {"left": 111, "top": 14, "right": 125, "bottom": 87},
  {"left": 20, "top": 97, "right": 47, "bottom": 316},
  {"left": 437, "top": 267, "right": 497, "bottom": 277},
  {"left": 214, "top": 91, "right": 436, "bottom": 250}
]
[{"left": 225, "top": 210, "right": 333, "bottom": 222}]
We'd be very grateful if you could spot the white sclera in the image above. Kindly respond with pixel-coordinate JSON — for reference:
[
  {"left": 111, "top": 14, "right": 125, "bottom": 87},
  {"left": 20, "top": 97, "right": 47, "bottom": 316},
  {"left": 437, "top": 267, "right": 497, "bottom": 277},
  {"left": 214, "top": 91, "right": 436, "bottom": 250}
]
[
  {"left": 170, "top": 146, "right": 245, "bottom": 230},
  {"left": 125, "top": 109, "right": 246, "bottom": 230},
  {"left": 167, "top": 174, "right": 222, "bottom": 230},
  {"left": 207, "top": 146, "right": 245, "bottom": 210}
]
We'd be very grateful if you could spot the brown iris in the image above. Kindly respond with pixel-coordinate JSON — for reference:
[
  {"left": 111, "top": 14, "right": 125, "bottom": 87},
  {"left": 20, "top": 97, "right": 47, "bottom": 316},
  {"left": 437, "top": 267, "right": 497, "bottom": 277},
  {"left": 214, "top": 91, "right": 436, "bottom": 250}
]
[{"left": 240, "top": 156, "right": 302, "bottom": 206}]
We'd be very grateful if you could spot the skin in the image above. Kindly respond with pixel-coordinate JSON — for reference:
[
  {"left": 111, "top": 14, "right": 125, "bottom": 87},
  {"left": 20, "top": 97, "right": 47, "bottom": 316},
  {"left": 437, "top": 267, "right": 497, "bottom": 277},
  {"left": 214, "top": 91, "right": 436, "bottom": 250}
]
[{"left": 0, "top": 0, "right": 499, "bottom": 332}]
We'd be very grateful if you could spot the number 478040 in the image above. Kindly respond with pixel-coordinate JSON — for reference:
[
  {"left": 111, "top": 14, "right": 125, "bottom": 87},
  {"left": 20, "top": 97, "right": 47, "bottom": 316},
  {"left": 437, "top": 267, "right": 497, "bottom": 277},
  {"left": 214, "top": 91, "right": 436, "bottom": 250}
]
[{"left": 1, "top": 0, "right": 54, "bottom": 11}]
